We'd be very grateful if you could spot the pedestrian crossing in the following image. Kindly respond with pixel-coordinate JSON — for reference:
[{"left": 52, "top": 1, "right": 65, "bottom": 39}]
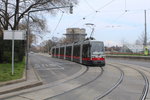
[{"left": 33, "top": 63, "right": 64, "bottom": 70}]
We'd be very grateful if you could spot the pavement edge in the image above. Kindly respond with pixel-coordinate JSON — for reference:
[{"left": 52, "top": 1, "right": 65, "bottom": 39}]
[{"left": 0, "top": 67, "right": 43, "bottom": 95}]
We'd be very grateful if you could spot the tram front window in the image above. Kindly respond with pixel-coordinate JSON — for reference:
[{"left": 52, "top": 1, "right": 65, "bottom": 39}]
[{"left": 91, "top": 42, "right": 104, "bottom": 55}]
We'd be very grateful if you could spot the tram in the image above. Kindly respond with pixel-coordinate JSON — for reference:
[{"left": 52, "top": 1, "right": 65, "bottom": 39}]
[{"left": 51, "top": 40, "right": 105, "bottom": 67}]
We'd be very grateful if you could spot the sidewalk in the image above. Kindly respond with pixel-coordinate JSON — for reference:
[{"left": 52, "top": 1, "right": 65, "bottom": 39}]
[{"left": 0, "top": 66, "right": 43, "bottom": 95}]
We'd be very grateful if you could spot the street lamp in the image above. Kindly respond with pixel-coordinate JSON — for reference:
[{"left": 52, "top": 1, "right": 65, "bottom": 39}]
[{"left": 26, "top": 4, "right": 73, "bottom": 69}]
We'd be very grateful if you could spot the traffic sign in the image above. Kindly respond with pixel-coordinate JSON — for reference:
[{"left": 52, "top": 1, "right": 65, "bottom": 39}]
[{"left": 3, "top": 30, "right": 26, "bottom": 40}]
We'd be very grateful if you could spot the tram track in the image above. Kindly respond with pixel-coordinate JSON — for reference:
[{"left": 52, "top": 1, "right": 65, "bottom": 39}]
[
  {"left": 2, "top": 61, "right": 149, "bottom": 100},
  {"left": 115, "top": 63, "right": 149, "bottom": 100},
  {"left": 45, "top": 65, "right": 124, "bottom": 100},
  {"left": 107, "top": 63, "right": 149, "bottom": 100},
  {"left": 2, "top": 65, "right": 89, "bottom": 100},
  {"left": 94, "top": 64, "right": 124, "bottom": 100},
  {"left": 44, "top": 66, "right": 104, "bottom": 100}
]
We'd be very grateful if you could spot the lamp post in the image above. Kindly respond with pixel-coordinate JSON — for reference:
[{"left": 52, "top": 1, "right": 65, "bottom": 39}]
[
  {"left": 143, "top": 10, "right": 147, "bottom": 46},
  {"left": 143, "top": 10, "right": 149, "bottom": 55},
  {"left": 26, "top": 4, "right": 73, "bottom": 69}
]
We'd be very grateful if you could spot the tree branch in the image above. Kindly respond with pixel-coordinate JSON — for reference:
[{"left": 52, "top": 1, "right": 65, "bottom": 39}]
[
  {"left": 0, "top": 14, "right": 13, "bottom": 29},
  {"left": 17, "top": 0, "right": 43, "bottom": 25}
]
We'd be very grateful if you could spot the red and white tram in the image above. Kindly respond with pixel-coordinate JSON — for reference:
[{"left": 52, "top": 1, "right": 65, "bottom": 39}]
[{"left": 51, "top": 40, "right": 105, "bottom": 67}]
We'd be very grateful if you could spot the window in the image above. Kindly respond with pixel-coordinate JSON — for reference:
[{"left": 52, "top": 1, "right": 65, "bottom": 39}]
[
  {"left": 91, "top": 42, "right": 104, "bottom": 55},
  {"left": 56, "top": 48, "right": 59, "bottom": 55},
  {"left": 73, "top": 45, "right": 80, "bottom": 57},
  {"left": 52, "top": 48, "right": 55, "bottom": 55},
  {"left": 66, "top": 46, "right": 72, "bottom": 56},
  {"left": 82, "top": 44, "right": 90, "bottom": 58},
  {"left": 60, "top": 47, "right": 64, "bottom": 55}
]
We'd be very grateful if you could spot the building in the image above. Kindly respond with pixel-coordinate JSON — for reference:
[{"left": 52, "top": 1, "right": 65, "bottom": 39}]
[
  {"left": 64, "top": 28, "right": 87, "bottom": 43},
  {"left": 121, "top": 44, "right": 150, "bottom": 53}
]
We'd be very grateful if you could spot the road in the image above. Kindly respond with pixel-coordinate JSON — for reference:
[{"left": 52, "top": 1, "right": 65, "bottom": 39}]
[
  {"left": 106, "top": 57, "right": 150, "bottom": 68},
  {"left": 29, "top": 53, "right": 83, "bottom": 84},
  {"left": 3, "top": 54, "right": 150, "bottom": 100}
]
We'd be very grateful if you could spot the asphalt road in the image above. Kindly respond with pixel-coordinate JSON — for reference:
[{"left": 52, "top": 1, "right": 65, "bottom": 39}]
[
  {"left": 106, "top": 57, "right": 150, "bottom": 68},
  {"left": 3, "top": 54, "right": 150, "bottom": 100},
  {"left": 29, "top": 53, "right": 83, "bottom": 84}
]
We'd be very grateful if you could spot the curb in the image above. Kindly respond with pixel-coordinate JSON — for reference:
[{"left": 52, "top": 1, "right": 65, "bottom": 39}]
[
  {"left": 32, "top": 66, "right": 43, "bottom": 84},
  {"left": 0, "top": 81, "right": 42, "bottom": 95},
  {"left": 0, "top": 67, "right": 43, "bottom": 95},
  {"left": 0, "top": 64, "right": 86, "bottom": 99}
]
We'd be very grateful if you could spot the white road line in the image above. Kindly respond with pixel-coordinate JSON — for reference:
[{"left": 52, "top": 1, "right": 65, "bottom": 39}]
[
  {"left": 42, "top": 64, "right": 45, "bottom": 68},
  {"left": 34, "top": 64, "right": 41, "bottom": 68},
  {"left": 57, "top": 65, "right": 64, "bottom": 70},
  {"left": 36, "top": 68, "right": 63, "bottom": 70},
  {"left": 48, "top": 64, "right": 64, "bottom": 70},
  {"left": 49, "top": 70, "right": 57, "bottom": 75},
  {"left": 34, "top": 64, "right": 64, "bottom": 70}
]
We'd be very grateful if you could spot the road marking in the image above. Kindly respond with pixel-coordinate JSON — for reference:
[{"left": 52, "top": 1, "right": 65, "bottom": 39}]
[
  {"left": 57, "top": 64, "right": 64, "bottom": 69},
  {"left": 34, "top": 64, "right": 64, "bottom": 70},
  {"left": 45, "top": 64, "right": 49, "bottom": 67},
  {"left": 42, "top": 64, "right": 45, "bottom": 68},
  {"left": 49, "top": 70, "right": 57, "bottom": 75},
  {"left": 34, "top": 64, "right": 41, "bottom": 68},
  {"left": 48, "top": 64, "right": 64, "bottom": 70},
  {"left": 36, "top": 68, "right": 64, "bottom": 70}
]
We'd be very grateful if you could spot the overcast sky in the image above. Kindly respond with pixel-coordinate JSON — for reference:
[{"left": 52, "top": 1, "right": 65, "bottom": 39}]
[{"left": 41, "top": 0, "right": 150, "bottom": 46}]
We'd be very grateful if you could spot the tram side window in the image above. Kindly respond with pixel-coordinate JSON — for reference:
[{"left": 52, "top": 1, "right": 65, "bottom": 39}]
[
  {"left": 56, "top": 48, "right": 59, "bottom": 55},
  {"left": 66, "top": 46, "right": 72, "bottom": 56},
  {"left": 82, "top": 44, "right": 90, "bottom": 58},
  {"left": 73, "top": 45, "right": 80, "bottom": 57},
  {"left": 52, "top": 48, "right": 55, "bottom": 55},
  {"left": 60, "top": 47, "right": 64, "bottom": 55}
]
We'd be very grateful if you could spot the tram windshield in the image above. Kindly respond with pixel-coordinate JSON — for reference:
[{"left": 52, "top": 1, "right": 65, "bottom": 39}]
[{"left": 91, "top": 42, "right": 104, "bottom": 55}]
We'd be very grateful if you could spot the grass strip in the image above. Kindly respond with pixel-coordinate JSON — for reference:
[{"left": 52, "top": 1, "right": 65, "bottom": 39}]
[{"left": 0, "top": 59, "right": 25, "bottom": 82}]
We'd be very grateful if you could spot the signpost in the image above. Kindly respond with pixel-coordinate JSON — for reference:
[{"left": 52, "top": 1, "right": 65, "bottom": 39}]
[{"left": 3, "top": 30, "right": 26, "bottom": 75}]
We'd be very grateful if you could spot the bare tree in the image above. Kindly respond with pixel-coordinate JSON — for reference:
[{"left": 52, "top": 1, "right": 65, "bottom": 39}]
[
  {"left": 0, "top": 0, "right": 78, "bottom": 31},
  {"left": 0, "top": 0, "right": 78, "bottom": 63}
]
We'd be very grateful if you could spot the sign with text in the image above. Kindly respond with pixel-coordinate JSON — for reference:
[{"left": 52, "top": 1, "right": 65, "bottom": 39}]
[{"left": 3, "top": 30, "right": 26, "bottom": 40}]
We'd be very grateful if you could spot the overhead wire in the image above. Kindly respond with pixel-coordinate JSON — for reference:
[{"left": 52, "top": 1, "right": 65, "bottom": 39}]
[
  {"left": 68, "top": 0, "right": 117, "bottom": 27},
  {"left": 97, "top": 0, "right": 116, "bottom": 11},
  {"left": 50, "top": 2, "right": 65, "bottom": 13},
  {"left": 83, "top": 0, "right": 117, "bottom": 19},
  {"left": 50, "top": 0, "right": 150, "bottom": 33},
  {"left": 68, "top": 0, "right": 150, "bottom": 28},
  {"left": 68, "top": 11, "right": 97, "bottom": 27},
  {"left": 112, "top": 10, "right": 128, "bottom": 23},
  {"left": 51, "top": 12, "right": 64, "bottom": 36},
  {"left": 69, "top": 18, "right": 84, "bottom": 27},
  {"left": 83, "top": 0, "right": 96, "bottom": 11}
]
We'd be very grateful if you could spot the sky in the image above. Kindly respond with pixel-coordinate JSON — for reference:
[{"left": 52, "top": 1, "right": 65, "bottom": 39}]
[{"left": 40, "top": 0, "right": 150, "bottom": 47}]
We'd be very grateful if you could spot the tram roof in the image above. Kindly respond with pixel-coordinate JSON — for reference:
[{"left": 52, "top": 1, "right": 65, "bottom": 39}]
[{"left": 52, "top": 40, "right": 103, "bottom": 48}]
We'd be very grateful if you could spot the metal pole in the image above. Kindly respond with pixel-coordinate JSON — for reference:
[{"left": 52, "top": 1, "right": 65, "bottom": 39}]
[
  {"left": 12, "top": 31, "right": 14, "bottom": 75},
  {"left": 144, "top": 10, "right": 147, "bottom": 46},
  {"left": 26, "top": 5, "right": 73, "bottom": 69},
  {"left": 26, "top": 12, "right": 30, "bottom": 70}
]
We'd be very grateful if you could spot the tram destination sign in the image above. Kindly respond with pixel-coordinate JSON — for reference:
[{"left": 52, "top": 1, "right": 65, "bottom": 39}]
[{"left": 3, "top": 30, "right": 26, "bottom": 40}]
